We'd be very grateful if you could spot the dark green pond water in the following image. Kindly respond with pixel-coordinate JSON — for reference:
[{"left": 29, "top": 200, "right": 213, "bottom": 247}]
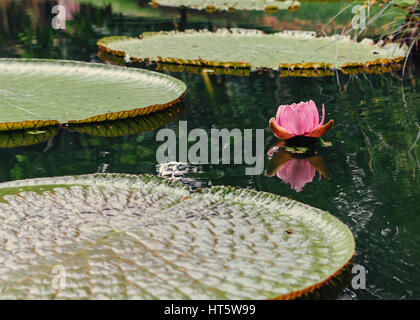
[{"left": 0, "top": 0, "right": 419, "bottom": 299}]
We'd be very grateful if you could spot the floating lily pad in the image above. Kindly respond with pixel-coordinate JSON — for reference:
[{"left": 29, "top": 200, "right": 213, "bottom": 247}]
[
  {"left": 98, "top": 29, "right": 408, "bottom": 74},
  {"left": 69, "top": 104, "right": 185, "bottom": 137},
  {"left": 0, "top": 174, "right": 355, "bottom": 299},
  {"left": 151, "top": 0, "right": 300, "bottom": 12},
  {"left": 98, "top": 48, "right": 404, "bottom": 77},
  {"left": 0, "top": 59, "right": 186, "bottom": 132}
]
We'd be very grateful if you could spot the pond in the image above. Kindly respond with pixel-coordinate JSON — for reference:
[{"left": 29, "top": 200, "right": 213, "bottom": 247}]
[{"left": 0, "top": 0, "right": 419, "bottom": 299}]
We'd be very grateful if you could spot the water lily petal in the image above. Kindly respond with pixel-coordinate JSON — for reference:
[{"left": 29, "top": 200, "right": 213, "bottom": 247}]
[
  {"left": 275, "top": 105, "right": 287, "bottom": 125},
  {"left": 286, "top": 107, "right": 314, "bottom": 135},
  {"left": 304, "top": 100, "right": 320, "bottom": 130},
  {"left": 277, "top": 103, "right": 295, "bottom": 129},
  {"left": 318, "top": 103, "right": 325, "bottom": 127},
  {"left": 269, "top": 118, "right": 294, "bottom": 139},
  {"left": 305, "top": 119, "right": 334, "bottom": 138}
]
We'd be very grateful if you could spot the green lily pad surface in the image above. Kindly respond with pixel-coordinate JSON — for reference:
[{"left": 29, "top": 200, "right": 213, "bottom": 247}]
[
  {"left": 0, "top": 59, "right": 186, "bottom": 132},
  {"left": 151, "top": 0, "right": 300, "bottom": 11},
  {"left": 0, "top": 174, "right": 355, "bottom": 299},
  {"left": 98, "top": 29, "right": 408, "bottom": 73}
]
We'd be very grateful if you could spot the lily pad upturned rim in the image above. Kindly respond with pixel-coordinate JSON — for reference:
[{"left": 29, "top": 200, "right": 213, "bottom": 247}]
[
  {"left": 97, "top": 29, "right": 408, "bottom": 74},
  {"left": 0, "top": 59, "right": 187, "bottom": 132},
  {"left": 0, "top": 173, "right": 356, "bottom": 300},
  {"left": 68, "top": 103, "right": 185, "bottom": 137},
  {"left": 0, "top": 104, "right": 185, "bottom": 148}
]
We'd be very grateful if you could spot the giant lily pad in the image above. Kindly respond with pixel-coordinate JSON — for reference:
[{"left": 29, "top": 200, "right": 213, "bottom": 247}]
[
  {"left": 98, "top": 29, "right": 408, "bottom": 73},
  {"left": 0, "top": 59, "right": 186, "bottom": 132},
  {"left": 151, "top": 0, "right": 300, "bottom": 11},
  {"left": 0, "top": 174, "right": 355, "bottom": 299},
  {"left": 98, "top": 48, "right": 404, "bottom": 77}
]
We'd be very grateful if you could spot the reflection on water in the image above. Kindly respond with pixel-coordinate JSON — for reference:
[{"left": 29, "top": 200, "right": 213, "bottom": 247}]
[
  {"left": 0, "top": 0, "right": 419, "bottom": 300},
  {"left": 266, "top": 143, "right": 329, "bottom": 192}
]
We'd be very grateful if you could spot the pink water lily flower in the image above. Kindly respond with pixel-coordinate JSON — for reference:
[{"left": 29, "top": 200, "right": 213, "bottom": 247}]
[{"left": 269, "top": 100, "right": 334, "bottom": 140}]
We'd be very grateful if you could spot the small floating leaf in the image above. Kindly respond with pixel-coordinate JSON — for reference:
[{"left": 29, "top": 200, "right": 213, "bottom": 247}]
[
  {"left": 98, "top": 29, "right": 407, "bottom": 73},
  {"left": 321, "top": 141, "right": 332, "bottom": 147},
  {"left": 285, "top": 146, "right": 310, "bottom": 154},
  {"left": 0, "top": 174, "right": 355, "bottom": 299},
  {"left": 0, "top": 59, "right": 186, "bottom": 132},
  {"left": 285, "top": 147, "right": 309, "bottom": 153}
]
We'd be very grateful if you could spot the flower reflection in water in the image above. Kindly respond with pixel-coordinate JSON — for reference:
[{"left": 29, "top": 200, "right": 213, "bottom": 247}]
[{"left": 266, "top": 141, "right": 329, "bottom": 192}]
